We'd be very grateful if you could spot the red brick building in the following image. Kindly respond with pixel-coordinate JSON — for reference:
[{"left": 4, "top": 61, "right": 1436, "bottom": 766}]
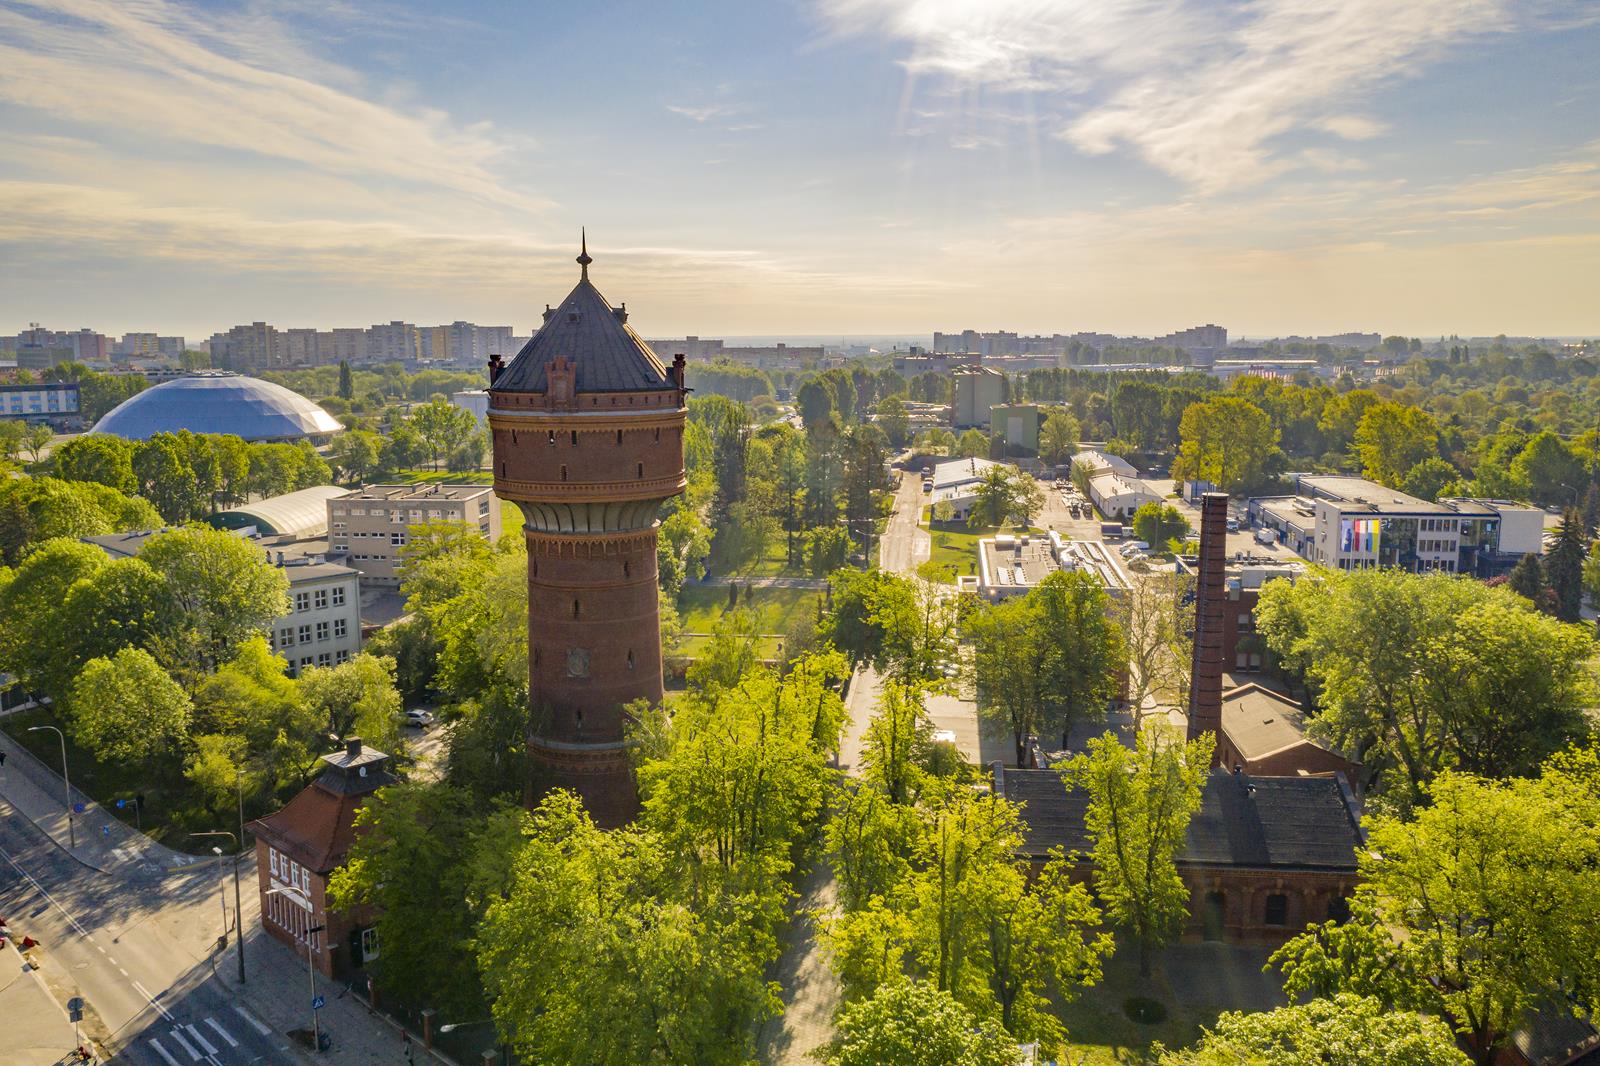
[
  {"left": 249, "top": 738, "right": 393, "bottom": 979},
  {"left": 487, "top": 239, "right": 688, "bottom": 826},
  {"left": 995, "top": 764, "right": 1364, "bottom": 943}
]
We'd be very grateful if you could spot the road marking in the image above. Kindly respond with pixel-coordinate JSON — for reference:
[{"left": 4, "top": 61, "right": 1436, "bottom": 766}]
[
  {"left": 147, "top": 1038, "right": 183, "bottom": 1066},
  {"left": 168, "top": 1027, "right": 201, "bottom": 1060},
  {"left": 185, "top": 1023, "right": 219, "bottom": 1055},
  {"left": 0, "top": 841, "right": 92, "bottom": 937},
  {"left": 132, "top": 979, "right": 175, "bottom": 1023},
  {"left": 118, "top": 967, "right": 129, "bottom": 977},
  {"left": 232, "top": 1005, "right": 272, "bottom": 1036},
  {"left": 204, "top": 1016, "right": 239, "bottom": 1048},
  {"left": 95, "top": 944, "right": 106, "bottom": 954}
]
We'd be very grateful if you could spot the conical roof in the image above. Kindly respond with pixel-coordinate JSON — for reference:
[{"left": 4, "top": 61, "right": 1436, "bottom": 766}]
[{"left": 493, "top": 252, "right": 672, "bottom": 394}]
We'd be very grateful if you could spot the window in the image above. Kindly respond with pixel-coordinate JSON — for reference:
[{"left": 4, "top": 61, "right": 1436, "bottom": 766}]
[
  {"left": 548, "top": 430, "right": 555, "bottom": 445},
  {"left": 409, "top": 509, "right": 423, "bottom": 522},
  {"left": 298, "top": 625, "right": 312, "bottom": 644},
  {"left": 571, "top": 430, "right": 578, "bottom": 446},
  {"left": 335, "top": 649, "right": 350, "bottom": 664},
  {"left": 300, "top": 656, "right": 314, "bottom": 672},
  {"left": 269, "top": 848, "right": 280, "bottom": 876},
  {"left": 561, "top": 465, "right": 568, "bottom": 482},
  {"left": 573, "top": 599, "right": 580, "bottom": 618},
  {"left": 317, "top": 652, "right": 332, "bottom": 668},
  {"left": 334, "top": 619, "right": 347, "bottom": 638},
  {"left": 616, "top": 429, "right": 623, "bottom": 445},
  {"left": 279, "top": 627, "right": 295, "bottom": 647},
  {"left": 331, "top": 586, "right": 345, "bottom": 606},
  {"left": 390, "top": 532, "right": 406, "bottom": 546},
  {"left": 314, "top": 589, "right": 328, "bottom": 610},
  {"left": 268, "top": 631, "right": 278, "bottom": 651},
  {"left": 315, "top": 621, "right": 329, "bottom": 642},
  {"left": 637, "top": 462, "right": 644, "bottom": 478},
  {"left": 1265, "top": 893, "right": 1288, "bottom": 926},
  {"left": 623, "top": 560, "right": 630, "bottom": 578},
  {"left": 389, "top": 510, "right": 405, "bottom": 524},
  {"left": 294, "top": 591, "right": 311, "bottom": 612},
  {"left": 361, "top": 926, "right": 380, "bottom": 962},
  {"left": 627, "top": 649, "right": 635, "bottom": 670}
]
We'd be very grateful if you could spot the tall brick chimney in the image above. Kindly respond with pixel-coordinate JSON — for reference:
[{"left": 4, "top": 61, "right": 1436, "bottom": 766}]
[{"left": 1188, "top": 492, "right": 1228, "bottom": 763}]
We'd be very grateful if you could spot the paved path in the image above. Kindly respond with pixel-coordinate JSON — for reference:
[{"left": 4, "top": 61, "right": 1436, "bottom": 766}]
[
  {"left": 879, "top": 475, "right": 927, "bottom": 574},
  {"left": 692, "top": 575, "right": 828, "bottom": 589}
]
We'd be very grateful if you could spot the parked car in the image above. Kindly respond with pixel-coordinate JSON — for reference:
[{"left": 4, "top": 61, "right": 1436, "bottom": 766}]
[
  {"left": 402, "top": 708, "right": 435, "bottom": 729},
  {"left": 1226, "top": 518, "right": 1240, "bottom": 533},
  {"left": 932, "top": 729, "right": 958, "bottom": 746}
]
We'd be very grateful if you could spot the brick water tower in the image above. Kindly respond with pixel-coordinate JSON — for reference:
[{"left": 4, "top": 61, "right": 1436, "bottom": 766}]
[{"left": 487, "top": 237, "right": 687, "bottom": 826}]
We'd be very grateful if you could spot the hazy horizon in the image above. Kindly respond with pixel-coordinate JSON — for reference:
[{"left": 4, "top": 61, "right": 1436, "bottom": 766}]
[{"left": 3, "top": 0, "right": 1598, "bottom": 339}]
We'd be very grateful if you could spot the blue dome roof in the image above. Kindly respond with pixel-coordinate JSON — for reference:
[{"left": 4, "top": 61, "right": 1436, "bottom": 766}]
[{"left": 93, "top": 373, "right": 343, "bottom": 442}]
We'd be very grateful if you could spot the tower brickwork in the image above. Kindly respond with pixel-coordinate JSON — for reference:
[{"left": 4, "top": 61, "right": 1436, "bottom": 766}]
[
  {"left": 488, "top": 240, "right": 687, "bottom": 825},
  {"left": 1188, "top": 491, "right": 1228, "bottom": 764}
]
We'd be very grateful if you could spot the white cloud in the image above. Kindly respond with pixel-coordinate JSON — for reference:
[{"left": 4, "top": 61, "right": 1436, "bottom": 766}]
[
  {"left": 665, "top": 102, "right": 743, "bottom": 123},
  {"left": 0, "top": 0, "right": 541, "bottom": 211},
  {"left": 815, "top": 0, "right": 1557, "bottom": 192}
]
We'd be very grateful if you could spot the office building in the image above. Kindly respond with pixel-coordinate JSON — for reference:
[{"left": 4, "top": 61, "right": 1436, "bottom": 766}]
[
  {"left": 328, "top": 483, "right": 501, "bottom": 587},
  {"left": 952, "top": 365, "right": 1006, "bottom": 427},
  {"left": 0, "top": 381, "right": 79, "bottom": 423},
  {"left": 989, "top": 403, "right": 1042, "bottom": 454},
  {"left": 1250, "top": 475, "right": 1543, "bottom": 576}
]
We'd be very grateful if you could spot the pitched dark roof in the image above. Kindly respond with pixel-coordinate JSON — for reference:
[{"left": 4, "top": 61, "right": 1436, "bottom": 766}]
[
  {"left": 997, "top": 767, "right": 1363, "bottom": 872},
  {"left": 492, "top": 271, "right": 672, "bottom": 394},
  {"left": 248, "top": 741, "right": 395, "bottom": 872}
]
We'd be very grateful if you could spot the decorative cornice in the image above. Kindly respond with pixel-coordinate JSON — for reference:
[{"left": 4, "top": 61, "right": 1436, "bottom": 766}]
[
  {"left": 488, "top": 405, "right": 686, "bottom": 425},
  {"left": 494, "top": 476, "right": 687, "bottom": 501}
]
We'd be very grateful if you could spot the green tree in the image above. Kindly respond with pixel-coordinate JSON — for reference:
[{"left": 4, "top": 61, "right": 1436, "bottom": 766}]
[
  {"left": 0, "top": 537, "right": 108, "bottom": 699},
  {"left": 1507, "top": 552, "right": 1547, "bottom": 608},
  {"left": 797, "top": 378, "right": 835, "bottom": 428},
  {"left": 1509, "top": 430, "right": 1585, "bottom": 506},
  {"left": 806, "top": 524, "right": 850, "bottom": 577},
  {"left": 1161, "top": 994, "right": 1469, "bottom": 1066},
  {"left": 822, "top": 979, "right": 1019, "bottom": 1066},
  {"left": 0, "top": 420, "right": 24, "bottom": 462},
  {"left": 875, "top": 395, "right": 910, "bottom": 448},
  {"left": 1171, "top": 397, "right": 1279, "bottom": 493},
  {"left": 54, "top": 436, "right": 137, "bottom": 493},
  {"left": 57, "top": 556, "right": 181, "bottom": 680},
  {"left": 1353, "top": 402, "right": 1439, "bottom": 487},
  {"left": 967, "top": 466, "right": 1043, "bottom": 529},
  {"left": 337, "top": 359, "right": 354, "bottom": 401},
  {"left": 956, "top": 428, "right": 989, "bottom": 459},
  {"left": 132, "top": 433, "right": 199, "bottom": 521},
  {"left": 329, "top": 782, "right": 522, "bottom": 1016},
  {"left": 1255, "top": 569, "right": 1593, "bottom": 794},
  {"left": 0, "top": 476, "right": 161, "bottom": 563},
  {"left": 478, "top": 792, "right": 782, "bottom": 1066},
  {"left": 1130, "top": 501, "right": 1190, "bottom": 548},
  {"left": 298, "top": 653, "right": 403, "bottom": 750},
  {"left": 139, "top": 526, "right": 291, "bottom": 672},
  {"left": 1037, "top": 407, "right": 1081, "bottom": 467},
  {"left": 408, "top": 398, "right": 478, "bottom": 471},
  {"left": 1067, "top": 726, "right": 1214, "bottom": 976},
  {"left": 1544, "top": 507, "right": 1586, "bottom": 622},
  {"left": 68, "top": 647, "right": 192, "bottom": 761},
  {"left": 328, "top": 430, "right": 382, "bottom": 485},
  {"left": 22, "top": 423, "right": 52, "bottom": 464},
  {"left": 1272, "top": 759, "right": 1600, "bottom": 1065},
  {"left": 1400, "top": 456, "right": 1461, "bottom": 502}
]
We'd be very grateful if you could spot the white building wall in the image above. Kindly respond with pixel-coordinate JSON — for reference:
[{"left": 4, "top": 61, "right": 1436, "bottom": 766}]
[{"left": 269, "top": 571, "right": 362, "bottom": 676}]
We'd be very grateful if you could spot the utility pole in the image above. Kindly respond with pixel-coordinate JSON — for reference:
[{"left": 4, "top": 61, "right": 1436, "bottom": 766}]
[
  {"left": 193, "top": 831, "right": 246, "bottom": 984},
  {"left": 26, "top": 726, "right": 73, "bottom": 848}
]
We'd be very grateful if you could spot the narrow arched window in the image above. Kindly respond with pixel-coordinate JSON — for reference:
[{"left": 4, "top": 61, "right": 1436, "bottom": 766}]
[
  {"left": 627, "top": 649, "right": 635, "bottom": 670},
  {"left": 572, "top": 599, "right": 580, "bottom": 619},
  {"left": 623, "top": 560, "right": 631, "bottom": 578},
  {"left": 637, "top": 462, "right": 644, "bottom": 478},
  {"left": 571, "top": 430, "right": 578, "bottom": 446},
  {"left": 547, "top": 430, "right": 555, "bottom": 445},
  {"left": 616, "top": 429, "right": 623, "bottom": 445},
  {"left": 561, "top": 465, "right": 568, "bottom": 481}
]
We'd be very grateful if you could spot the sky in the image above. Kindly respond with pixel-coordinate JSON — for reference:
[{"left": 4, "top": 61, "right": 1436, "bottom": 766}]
[{"left": 1, "top": 0, "right": 1598, "bottom": 340}]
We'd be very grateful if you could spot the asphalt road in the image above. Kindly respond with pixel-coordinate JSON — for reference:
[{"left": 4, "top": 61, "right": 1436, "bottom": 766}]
[{"left": 0, "top": 800, "right": 296, "bottom": 1066}]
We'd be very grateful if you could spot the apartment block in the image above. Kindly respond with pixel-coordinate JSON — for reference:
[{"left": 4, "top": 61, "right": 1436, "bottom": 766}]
[{"left": 329, "top": 483, "right": 502, "bottom": 586}]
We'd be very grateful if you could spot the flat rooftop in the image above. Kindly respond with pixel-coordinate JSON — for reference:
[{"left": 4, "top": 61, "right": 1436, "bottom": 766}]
[
  {"left": 978, "top": 534, "right": 1130, "bottom": 595},
  {"left": 339, "top": 483, "right": 493, "bottom": 502},
  {"left": 1295, "top": 475, "right": 1451, "bottom": 514}
]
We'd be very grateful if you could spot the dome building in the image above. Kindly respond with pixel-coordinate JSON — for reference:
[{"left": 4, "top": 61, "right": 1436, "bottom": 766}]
[{"left": 93, "top": 372, "right": 343, "bottom": 442}]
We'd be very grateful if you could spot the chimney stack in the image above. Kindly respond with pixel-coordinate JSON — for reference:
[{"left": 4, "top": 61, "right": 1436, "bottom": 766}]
[
  {"left": 1188, "top": 492, "right": 1227, "bottom": 763},
  {"left": 346, "top": 736, "right": 363, "bottom": 759}
]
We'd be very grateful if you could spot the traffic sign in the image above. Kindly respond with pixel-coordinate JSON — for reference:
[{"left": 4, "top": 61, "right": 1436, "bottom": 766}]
[
  {"left": 67, "top": 996, "right": 84, "bottom": 1021},
  {"left": 72, "top": 802, "right": 85, "bottom": 814},
  {"left": 311, "top": 995, "right": 325, "bottom": 1011}
]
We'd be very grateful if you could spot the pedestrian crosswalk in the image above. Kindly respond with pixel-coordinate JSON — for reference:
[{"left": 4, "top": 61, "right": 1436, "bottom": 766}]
[{"left": 146, "top": 1009, "right": 268, "bottom": 1066}]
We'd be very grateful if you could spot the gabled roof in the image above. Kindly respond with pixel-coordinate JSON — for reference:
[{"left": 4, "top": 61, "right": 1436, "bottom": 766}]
[
  {"left": 249, "top": 741, "right": 395, "bottom": 873},
  {"left": 997, "top": 766, "right": 1363, "bottom": 872},
  {"left": 492, "top": 259, "right": 672, "bottom": 394}
]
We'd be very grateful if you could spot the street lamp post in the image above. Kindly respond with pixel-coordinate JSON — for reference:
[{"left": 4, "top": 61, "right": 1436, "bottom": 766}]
[
  {"left": 193, "top": 830, "right": 246, "bottom": 984},
  {"left": 267, "top": 885, "right": 323, "bottom": 1051},
  {"left": 26, "top": 725, "right": 73, "bottom": 848}
]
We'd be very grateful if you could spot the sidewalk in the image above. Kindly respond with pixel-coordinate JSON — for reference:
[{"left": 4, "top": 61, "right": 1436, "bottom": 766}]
[
  {"left": 0, "top": 939, "right": 81, "bottom": 1066},
  {"left": 0, "top": 728, "right": 200, "bottom": 875}
]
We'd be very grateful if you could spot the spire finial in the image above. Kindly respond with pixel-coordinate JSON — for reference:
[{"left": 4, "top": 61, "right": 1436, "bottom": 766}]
[{"left": 577, "top": 228, "right": 591, "bottom": 278}]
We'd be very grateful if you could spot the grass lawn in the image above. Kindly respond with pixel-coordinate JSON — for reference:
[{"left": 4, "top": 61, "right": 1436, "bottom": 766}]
[
  {"left": 705, "top": 537, "right": 807, "bottom": 580},
  {"left": 676, "top": 584, "right": 822, "bottom": 637},
  {"left": 921, "top": 520, "right": 1043, "bottom": 582}
]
